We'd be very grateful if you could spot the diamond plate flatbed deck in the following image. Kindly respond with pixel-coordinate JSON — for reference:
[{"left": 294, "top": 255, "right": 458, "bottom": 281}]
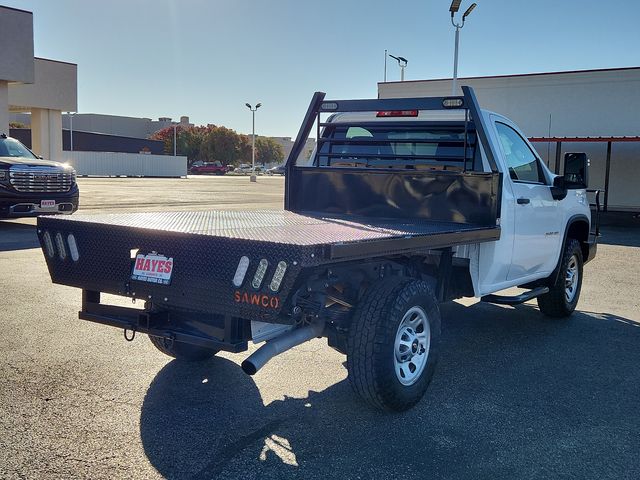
[{"left": 43, "top": 209, "right": 500, "bottom": 259}]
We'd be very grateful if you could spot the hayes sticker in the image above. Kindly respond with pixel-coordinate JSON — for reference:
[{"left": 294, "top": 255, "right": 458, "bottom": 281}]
[{"left": 131, "top": 253, "right": 173, "bottom": 285}]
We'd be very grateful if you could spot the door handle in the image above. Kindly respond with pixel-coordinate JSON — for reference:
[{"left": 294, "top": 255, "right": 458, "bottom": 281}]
[{"left": 517, "top": 197, "right": 530, "bottom": 205}]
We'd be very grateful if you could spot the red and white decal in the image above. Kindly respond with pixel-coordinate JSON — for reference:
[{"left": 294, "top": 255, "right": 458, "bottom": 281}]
[{"left": 131, "top": 253, "right": 173, "bottom": 285}]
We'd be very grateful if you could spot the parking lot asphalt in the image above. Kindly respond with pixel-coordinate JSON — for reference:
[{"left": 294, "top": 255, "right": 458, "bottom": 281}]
[{"left": 1, "top": 176, "right": 639, "bottom": 479}]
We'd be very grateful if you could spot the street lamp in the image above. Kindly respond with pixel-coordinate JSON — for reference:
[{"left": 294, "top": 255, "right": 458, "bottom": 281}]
[
  {"left": 388, "top": 54, "right": 408, "bottom": 81},
  {"left": 450, "top": 1, "right": 477, "bottom": 95},
  {"left": 245, "top": 102, "right": 261, "bottom": 183},
  {"left": 172, "top": 124, "right": 177, "bottom": 157}
]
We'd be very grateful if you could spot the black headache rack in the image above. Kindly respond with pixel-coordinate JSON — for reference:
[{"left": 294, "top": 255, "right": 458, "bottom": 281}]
[
  {"left": 284, "top": 86, "right": 503, "bottom": 223},
  {"left": 37, "top": 87, "right": 502, "bottom": 349}
]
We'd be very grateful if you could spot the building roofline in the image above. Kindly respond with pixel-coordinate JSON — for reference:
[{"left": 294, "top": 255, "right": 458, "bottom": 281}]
[
  {"left": 529, "top": 136, "right": 640, "bottom": 143},
  {"left": 34, "top": 57, "right": 78, "bottom": 67},
  {"left": 0, "top": 5, "right": 33, "bottom": 15},
  {"left": 378, "top": 66, "right": 640, "bottom": 86}
]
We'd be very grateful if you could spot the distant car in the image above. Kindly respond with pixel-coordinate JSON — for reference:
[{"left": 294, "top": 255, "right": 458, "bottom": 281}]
[
  {"left": 190, "top": 161, "right": 228, "bottom": 175},
  {"left": 234, "top": 164, "right": 262, "bottom": 174},
  {"left": 267, "top": 165, "right": 286, "bottom": 175}
]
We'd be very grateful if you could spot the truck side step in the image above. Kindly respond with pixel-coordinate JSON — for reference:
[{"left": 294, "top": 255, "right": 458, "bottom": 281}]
[{"left": 481, "top": 286, "right": 549, "bottom": 306}]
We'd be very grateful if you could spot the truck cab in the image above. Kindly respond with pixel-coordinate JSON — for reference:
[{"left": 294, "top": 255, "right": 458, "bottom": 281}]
[{"left": 299, "top": 105, "right": 595, "bottom": 301}]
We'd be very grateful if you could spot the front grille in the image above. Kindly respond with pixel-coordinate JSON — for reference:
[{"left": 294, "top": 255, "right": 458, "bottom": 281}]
[{"left": 9, "top": 166, "right": 75, "bottom": 193}]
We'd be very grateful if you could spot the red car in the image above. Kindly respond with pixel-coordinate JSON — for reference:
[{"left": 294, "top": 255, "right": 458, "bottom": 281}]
[{"left": 189, "top": 161, "right": 229, "bottom": 175}]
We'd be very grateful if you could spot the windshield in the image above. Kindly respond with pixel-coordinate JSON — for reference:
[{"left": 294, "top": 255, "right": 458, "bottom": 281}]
[
  {"left": 315, "top": 124, "right": 480, "bottom": 171},
  {"left": 0, "top": 137, "right": 38, "bottom": 159}
]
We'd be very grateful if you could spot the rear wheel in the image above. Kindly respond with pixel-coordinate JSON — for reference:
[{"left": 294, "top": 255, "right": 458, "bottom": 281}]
[
  {"left": 148, "top": 335, "right": 219, "bottom": 361},
  {"left": 537, "top": 238, "right": 584, "bottom": 318},
  {"left": 346, "top": 278, "right": 441, "bottom": 412}
]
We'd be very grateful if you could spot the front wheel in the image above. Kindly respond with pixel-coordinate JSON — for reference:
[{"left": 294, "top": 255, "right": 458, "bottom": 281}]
[
  {"left": 537, "top": 238, "right": 584, "bottom": 318},
  {"left": 346, "top": 279, "right": 441, "bottom": 412},
  {"left": 148, "top": 335, "right": 219, "bottom": 361}
]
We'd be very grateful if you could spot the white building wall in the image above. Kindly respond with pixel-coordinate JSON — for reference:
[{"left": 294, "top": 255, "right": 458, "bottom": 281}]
[
  {"left": 0, "top": 6, "right": 34, "bottom": 84},
  {"left": 8, "top": 58, "right": 77, "bottom": 112},
  {"left": 30, "top": 108, "right": 63, "bottom": 161},
  {"left": 378, "top": 68, "right": 640, "bottom": 211}
]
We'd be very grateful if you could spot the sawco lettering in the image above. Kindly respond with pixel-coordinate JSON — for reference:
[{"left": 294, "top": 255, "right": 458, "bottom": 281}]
[
  {"left": 234, "top": 291, "right": 280, "bottom": 309},
  {"left": 135, "top": 257, "right": 173, "bottom": 274}
]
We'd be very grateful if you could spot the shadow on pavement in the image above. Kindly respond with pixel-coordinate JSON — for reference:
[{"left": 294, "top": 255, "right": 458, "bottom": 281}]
[
  {"left": 598, "top": 226, "right": 640, "bottom": 248},
  {"left": 0, "top": 220, "right": 40, "bottom": 252},
  {"left": 140, "top": 302, "right": 640, "bottom": 479}
]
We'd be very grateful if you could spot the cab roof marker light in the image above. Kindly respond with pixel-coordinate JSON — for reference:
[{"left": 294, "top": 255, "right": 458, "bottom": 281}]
[
  {"left": 252, "top": 259, "right": 269, "bottom": 289},
  {"left": 442, "top": 98, "right": 464, "bottom": 108},
  {"left": 376, "top": 110, "right": 418, "bottom": 118},
  {"left": 269, "top": 261, "right": 288, "bottom": 292},
  {"left": 67, "top": 234, "right": 79, "bottom": 262},
  {"left": 233, "top": 256, "right": 250, "bottom": 287},
  {"left": 54, "top": 232, "right": 67, "bottom": 261},
  {"left": 321, "top": 102, "right": 339, "bottom": 110},
  {"left": 42, "top": 231, "right": 55, "bottom": 258}
]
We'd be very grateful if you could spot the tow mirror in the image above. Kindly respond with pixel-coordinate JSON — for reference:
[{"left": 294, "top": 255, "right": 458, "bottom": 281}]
[
  {"left": 563, "top": 152, "right": 589, "bottom": 189},
  {"left": 550, "top": 175, "right": 567, "bottom": 200}
]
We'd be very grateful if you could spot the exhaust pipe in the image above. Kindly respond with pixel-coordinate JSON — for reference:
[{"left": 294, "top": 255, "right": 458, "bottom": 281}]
[{"left": 241, "top": 320, "right": 325, "bottom": 375}]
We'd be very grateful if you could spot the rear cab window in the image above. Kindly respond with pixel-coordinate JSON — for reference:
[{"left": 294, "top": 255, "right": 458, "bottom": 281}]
[{"left": 315, "top": 123, "right": 482, "bottom": 172}]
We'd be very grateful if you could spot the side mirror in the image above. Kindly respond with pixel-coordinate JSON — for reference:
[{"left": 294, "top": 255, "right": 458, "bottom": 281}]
[
  {"left": 563, "top": 152, "right": 589, "bottom": 189},
  {"left": 550, "top": 175, "right": 567, "bottom": 200}
]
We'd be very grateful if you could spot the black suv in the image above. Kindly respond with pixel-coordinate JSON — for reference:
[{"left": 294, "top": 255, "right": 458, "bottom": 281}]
[{"left": 0, "top": 134, "right": 79, "bottom": 218}]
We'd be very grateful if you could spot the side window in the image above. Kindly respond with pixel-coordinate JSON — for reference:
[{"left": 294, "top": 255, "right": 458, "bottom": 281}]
[{"left": 495, "top": 122, "right": 545, "bottom": 184}]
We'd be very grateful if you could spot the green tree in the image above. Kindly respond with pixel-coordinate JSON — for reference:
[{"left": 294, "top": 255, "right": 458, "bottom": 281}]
[
  {"left": 201, "top": 126, "right": 243, "bottom": 166},
  {"left": 255, "top": 137, "right": 285, "bottom": 165},
  {"left": 151, "top": 125, "right": 217, "bottom": 166}
]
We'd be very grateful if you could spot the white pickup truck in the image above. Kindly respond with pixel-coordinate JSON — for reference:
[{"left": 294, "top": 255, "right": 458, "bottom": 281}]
[{"left": 38, "top": 87, "right": 597, "bottom": 412}]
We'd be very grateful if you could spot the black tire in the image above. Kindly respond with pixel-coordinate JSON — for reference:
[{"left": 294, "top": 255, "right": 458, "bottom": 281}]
[
  {"left": 148, "top": 335, "right": 219, "bottom": 362},
  {"left": 537, "top": 238, "right": 584, "bottom": 318},
  {"left": 346, "top": 278, "right": 441, "bottom": 412}
]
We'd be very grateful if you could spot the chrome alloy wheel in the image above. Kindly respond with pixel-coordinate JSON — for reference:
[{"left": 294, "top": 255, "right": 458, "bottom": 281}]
[
  {"left": 565, "top": 255, "right": 579, "bottom": 303},
  {"left": 394, "top": 306, "right": 431, "bottom": 386}
]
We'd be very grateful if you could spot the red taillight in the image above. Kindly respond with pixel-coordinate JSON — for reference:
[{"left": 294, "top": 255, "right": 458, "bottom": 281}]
[{"left": 376, "top": 110, "right": 419, "bottom": 118}]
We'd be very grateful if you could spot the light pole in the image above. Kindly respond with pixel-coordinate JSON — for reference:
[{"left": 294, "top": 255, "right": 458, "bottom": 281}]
[
  {"left": 245, "top": 102, "right": 261, "bottom": 183},
  {"left": 389, "top": 54, "right": 408, "bottom": 81},
  {"left": 172, "top": 124, "right": 177, "bottom": 157},
  {"left": 450, "top": 0, "right": 477, "bottom": 95}
]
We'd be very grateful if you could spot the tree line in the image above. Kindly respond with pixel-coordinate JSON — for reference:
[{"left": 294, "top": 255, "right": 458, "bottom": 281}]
[{"left": 150, "top": 125, "right": 285, "bottom": 167}]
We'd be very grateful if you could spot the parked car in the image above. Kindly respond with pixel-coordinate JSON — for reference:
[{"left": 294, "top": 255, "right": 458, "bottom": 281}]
[
  {"left": 0, "top": 134, "right": 79, "bottom": 218},
  {"left": 189, "top": 161, "right": 229, "bottom": 175},
  {"left": 234, "top": 164, "right": 262, "bottom": 174},
  {"left": 266, "top": 164, "right": 286, "bottom": 175}
]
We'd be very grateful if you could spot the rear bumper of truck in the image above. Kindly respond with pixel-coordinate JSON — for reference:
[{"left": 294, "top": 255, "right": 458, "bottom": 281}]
[
  {"left": 79, "top": 290, "right": 249, "bottom": 353},
  {"left": 0, "top": 184, "right": 79, "bottom": 217}
]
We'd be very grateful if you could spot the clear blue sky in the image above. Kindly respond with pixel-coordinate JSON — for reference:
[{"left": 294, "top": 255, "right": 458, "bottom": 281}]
[{"left": 5, "top": 0, "right": 640, "bottom": 137}]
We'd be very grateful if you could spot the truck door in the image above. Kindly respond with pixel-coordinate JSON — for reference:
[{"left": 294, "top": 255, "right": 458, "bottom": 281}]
[{"left": 494, "top": 121, "right": 563, "bottom": 280}]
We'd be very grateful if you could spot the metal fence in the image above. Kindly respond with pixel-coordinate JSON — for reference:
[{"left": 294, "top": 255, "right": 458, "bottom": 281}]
[{"left": 66, "top": 151, "right": 187, "bottom": 177}]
